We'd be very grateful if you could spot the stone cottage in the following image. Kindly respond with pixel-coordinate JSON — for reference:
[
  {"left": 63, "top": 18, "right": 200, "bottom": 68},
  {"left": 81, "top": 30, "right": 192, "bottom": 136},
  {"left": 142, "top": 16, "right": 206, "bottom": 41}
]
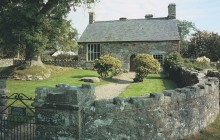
[{"left": 78, "top": 3, "right": 180, "bottom": 71}]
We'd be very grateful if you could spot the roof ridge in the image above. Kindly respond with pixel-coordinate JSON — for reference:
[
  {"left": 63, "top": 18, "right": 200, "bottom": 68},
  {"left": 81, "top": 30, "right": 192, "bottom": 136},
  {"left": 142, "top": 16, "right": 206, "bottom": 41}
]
[{"left": 94, "top": 17, "right": 175, "bottom": 23}]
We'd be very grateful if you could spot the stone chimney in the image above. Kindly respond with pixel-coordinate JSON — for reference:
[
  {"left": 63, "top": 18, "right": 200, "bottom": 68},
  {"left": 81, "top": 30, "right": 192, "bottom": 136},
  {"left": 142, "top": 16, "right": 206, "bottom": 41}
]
[
  {"left": 119, "top": 17, "right": 127, "bottom": 21},
  {"left": 145, "top": 14, "right": 153, "bottom": 19},
  {"left": 168, "top": 3, "right": 176, "bottom": 19},
  {"left": 89, "top": 12, "right": 95, "bottom": 24}
]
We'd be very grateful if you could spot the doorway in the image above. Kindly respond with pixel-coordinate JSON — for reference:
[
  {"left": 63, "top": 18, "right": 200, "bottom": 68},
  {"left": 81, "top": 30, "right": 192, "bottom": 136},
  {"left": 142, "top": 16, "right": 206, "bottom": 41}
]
[{"left": 130, "top": 54, "right": 136, "bottom": 72}]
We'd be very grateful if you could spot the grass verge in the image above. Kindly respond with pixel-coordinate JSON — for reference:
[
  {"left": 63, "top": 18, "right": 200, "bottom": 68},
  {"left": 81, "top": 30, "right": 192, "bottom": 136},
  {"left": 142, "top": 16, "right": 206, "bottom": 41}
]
[{"left": 119, "top": 73, "right": 177, "bottom": 98}]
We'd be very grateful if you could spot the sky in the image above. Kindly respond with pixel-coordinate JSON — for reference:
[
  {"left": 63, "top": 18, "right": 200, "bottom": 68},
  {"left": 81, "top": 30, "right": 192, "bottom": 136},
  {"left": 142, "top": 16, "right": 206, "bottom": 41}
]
[{"left": 68, "top": 0, "right": 220, "bottom": 36}]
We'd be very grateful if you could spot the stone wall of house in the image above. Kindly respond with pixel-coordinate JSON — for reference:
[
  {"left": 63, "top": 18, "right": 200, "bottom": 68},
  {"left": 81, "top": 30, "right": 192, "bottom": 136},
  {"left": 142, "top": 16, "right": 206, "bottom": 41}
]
[
  {"left": 33, "top": 69, "right": 219, "bottom": 140},
  {"left": 0, "top": 59, "right": 14, "bottom": 67},
  {"left": 78, "top": 41, "right": 179, "bottom": 69}
]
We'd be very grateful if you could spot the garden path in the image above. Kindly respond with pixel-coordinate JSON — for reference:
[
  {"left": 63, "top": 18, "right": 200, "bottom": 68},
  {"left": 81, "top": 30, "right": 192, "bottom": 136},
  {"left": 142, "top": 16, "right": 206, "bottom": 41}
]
[{"left": 95, "top": 72, "right": 135, "bottom": 100}]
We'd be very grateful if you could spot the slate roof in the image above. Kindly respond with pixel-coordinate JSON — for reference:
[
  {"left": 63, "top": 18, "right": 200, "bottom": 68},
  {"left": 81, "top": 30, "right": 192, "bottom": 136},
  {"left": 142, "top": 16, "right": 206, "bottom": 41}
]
[{"left": 78, "top": 18, "right": 180, "bottom": 43}]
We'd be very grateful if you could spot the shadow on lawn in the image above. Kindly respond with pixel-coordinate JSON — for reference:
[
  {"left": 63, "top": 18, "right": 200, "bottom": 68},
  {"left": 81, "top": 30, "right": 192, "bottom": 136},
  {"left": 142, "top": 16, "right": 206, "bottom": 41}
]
[
  {"left": 72, "top": 75, "right": 132, "bottom": 84},
  {"left": 103, "top": 78, "right": 131, "bottom": 84},
  {"left": 0, "top": 65, "right": 21, "bottom": 77},
  {"left": 146, "top": 73, "right": 169, "bottom": 80},
  {"left": 71, "top": 75, "right": 99, "bottom": 79},
  {"left": 147, "top": 73, "right": 178, "bottom": 90}
]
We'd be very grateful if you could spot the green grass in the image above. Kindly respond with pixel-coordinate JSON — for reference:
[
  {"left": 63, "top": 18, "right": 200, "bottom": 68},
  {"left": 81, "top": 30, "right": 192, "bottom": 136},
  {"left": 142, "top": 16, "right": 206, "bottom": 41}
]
[
  {"left": 184, "top": 110, "right": 220, "bottom": 140},
  {"left": 6, "top": 68, "right": 106, "bottom": 98},
  {"left": 3, "top": 66, "right": 113, "bottom": 109},
  {"left": 119, "top": 73, "right": 177, "bottom": 98}
]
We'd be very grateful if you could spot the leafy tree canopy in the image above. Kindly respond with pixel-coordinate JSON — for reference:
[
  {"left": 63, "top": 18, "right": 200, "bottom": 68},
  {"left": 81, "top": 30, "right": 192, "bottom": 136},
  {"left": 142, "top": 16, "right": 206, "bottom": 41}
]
[
  {"left": 0, "top": 0, "right": 96, "bottom": 61},
  {"left": 187, "top": 30, "right": 220, "bottom": 61},
  {"left": 177, "top": 20, "right": 196, "bottom": 57}
]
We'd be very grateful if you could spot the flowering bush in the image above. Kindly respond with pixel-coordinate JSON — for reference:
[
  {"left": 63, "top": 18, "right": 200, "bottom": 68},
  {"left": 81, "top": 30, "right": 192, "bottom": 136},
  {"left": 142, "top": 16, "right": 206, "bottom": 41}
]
[
  {"left": 94, "top": 55, "right": 122, "bottom": 78},
  {"left": 133, "top": 54, "right": 160, "bottom": 82},
  {"left": 195, "top": 56, "right": 210, "bottom": 68},
  {"left": 196, "top": 56, "right": 210, "bottom": 63}
]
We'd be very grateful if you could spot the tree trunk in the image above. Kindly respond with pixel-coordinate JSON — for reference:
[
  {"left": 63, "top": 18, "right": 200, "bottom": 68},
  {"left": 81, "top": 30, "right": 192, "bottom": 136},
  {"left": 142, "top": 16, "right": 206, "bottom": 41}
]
[
  {"left": 24, "top": 44, "right": 45, "bottom": 68},
  {"left": 29, "top": 55, "right": 45, "bottom": 67},
  {"left": 24, "top": 55, "right": 45, "bottom": 69}
]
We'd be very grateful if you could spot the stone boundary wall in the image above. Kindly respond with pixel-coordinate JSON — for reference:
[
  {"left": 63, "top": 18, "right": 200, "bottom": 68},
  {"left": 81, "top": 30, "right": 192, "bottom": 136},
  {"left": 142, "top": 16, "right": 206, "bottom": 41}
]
[
  {"left": 0, "top": 59, "right": 13, "bottom": 67},
  {"left": 179, "top": 68, "right": 200, "bottom": 87},
  {"left": 33, "top": 69, "right": 219, "bottom": 140},
  {"left": 207, "top": 70, "right": 220, "bottom": 103},
  {"left": 207, "top": 70, "right": 220, "bottom": 87},
  {"left": 0, "top": 79, "right": 7, "bottom": 118},
  {"left": 13, "top": 59, "right": 80, "bottom": 68}
]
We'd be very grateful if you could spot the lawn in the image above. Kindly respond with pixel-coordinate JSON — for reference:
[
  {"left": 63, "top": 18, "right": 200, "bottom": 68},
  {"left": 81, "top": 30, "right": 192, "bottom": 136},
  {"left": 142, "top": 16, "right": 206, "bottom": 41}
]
[
  {"left": 4, "top": 66, "right": 105, "bottom": 98},
  {"left": 119, "top": 73, "right": 178, "bottom": 97},
  {"left": 2, "top": 66, "right": 111, "bottom": 108}
]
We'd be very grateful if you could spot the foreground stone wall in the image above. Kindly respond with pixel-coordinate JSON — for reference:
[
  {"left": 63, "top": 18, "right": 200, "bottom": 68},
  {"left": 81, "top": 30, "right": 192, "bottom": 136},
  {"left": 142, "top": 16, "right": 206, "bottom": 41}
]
[
  {"left": 82, "top": 78, "right": 219, "bottom": 139},
  {"left": 78, "top": 41, "right": 179, "bottom": 69},
  {"left": 32, "top": 84, "right": 95, "bottom": 140},
  {"left": 33, "top": 69, "right": 219, "bottom": 140},
  {"left": 207, "top": 70, "right": 220, "bottom": 87},
  {"left": 207, "top": 70, "right": 220, "bottom": 103},
  {"left": 179, "top": 68, "right": 201, "bottom": 87}
]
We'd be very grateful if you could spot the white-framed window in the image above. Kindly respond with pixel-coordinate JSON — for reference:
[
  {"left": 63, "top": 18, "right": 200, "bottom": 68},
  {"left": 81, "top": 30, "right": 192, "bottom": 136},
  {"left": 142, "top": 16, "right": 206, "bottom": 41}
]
[
  {"left": 87, "top": 44, "right": 100, "bottom": 61},
  {"left": 153, "top": 54, "right": 164, "bottom": 63}
]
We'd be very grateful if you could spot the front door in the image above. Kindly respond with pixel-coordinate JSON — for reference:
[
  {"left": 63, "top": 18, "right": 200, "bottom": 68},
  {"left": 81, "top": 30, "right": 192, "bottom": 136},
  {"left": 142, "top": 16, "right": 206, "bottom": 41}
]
[{"left": 130, "top": 54, "right": 136, "bottom": 72}]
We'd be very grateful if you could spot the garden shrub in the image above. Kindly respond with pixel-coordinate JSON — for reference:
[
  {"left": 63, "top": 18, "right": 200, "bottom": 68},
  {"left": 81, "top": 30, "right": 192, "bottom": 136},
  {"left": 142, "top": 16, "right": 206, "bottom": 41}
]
[
  {"left": 133, "top": 54, "right": 160, "bottom": 82},
  {"left": 94, "top": 55, "right": 122, "bottom": 78},
  {"left": 196, "top": 56, "right": 210, "bottom": 68},
  {"left": 163, "top": 52, "right": 183, "bottom": 82},
  {"left": 183, "top": 57, "right": 212, "bottom": 71}
]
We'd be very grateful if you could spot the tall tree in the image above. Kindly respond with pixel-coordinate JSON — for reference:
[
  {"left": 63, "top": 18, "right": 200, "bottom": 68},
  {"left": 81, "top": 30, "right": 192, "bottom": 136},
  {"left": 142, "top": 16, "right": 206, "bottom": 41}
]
[
  {"left": 0, "top": 0, "right": 95, "bottom": 66},
  {"left": 188, "top": 30, "right": 220, "bottom": 61},
  {"left": 177, "top": 20, "right": 196, "bottom": 57}
]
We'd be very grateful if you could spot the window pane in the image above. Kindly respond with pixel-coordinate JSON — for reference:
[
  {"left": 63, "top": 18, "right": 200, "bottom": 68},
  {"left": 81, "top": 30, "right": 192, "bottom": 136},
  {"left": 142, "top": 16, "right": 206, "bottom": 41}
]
[
  {"left": 97, "top": 53, "right": 100, "bottom": 59},
  {"left": 88, "top": 52, "right": 91, "bottom": 61},
  {"left": 91, "top": 52, "right": 94, "bottom": 60},
  {"left": 94, "top": 45, "right": 97, "bottom": 52},
  {"left": 153, "top": 54, "right": 163, "bottom": 63},
  {"left": 87, "top": 44, "right": 101, "bottom": 61},
  {"left": 97, "top": 45, "right": 100, "bottom": 52}
]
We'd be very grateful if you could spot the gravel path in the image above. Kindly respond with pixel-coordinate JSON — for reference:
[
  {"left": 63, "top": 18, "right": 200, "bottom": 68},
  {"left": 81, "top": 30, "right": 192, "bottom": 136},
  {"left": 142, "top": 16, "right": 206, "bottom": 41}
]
[{"left": 95, "top": 72, "right": 135, "bottom": 100}]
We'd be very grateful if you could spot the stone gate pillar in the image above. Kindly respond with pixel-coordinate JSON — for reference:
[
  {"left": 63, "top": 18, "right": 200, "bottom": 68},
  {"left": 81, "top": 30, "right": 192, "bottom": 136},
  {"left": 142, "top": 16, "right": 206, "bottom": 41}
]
[
  {"left": 32, "top": 83, "right": 95, "bottom": 140},
  {"left": 0, "top": 79, "right": 8, "bottom": 119}
]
